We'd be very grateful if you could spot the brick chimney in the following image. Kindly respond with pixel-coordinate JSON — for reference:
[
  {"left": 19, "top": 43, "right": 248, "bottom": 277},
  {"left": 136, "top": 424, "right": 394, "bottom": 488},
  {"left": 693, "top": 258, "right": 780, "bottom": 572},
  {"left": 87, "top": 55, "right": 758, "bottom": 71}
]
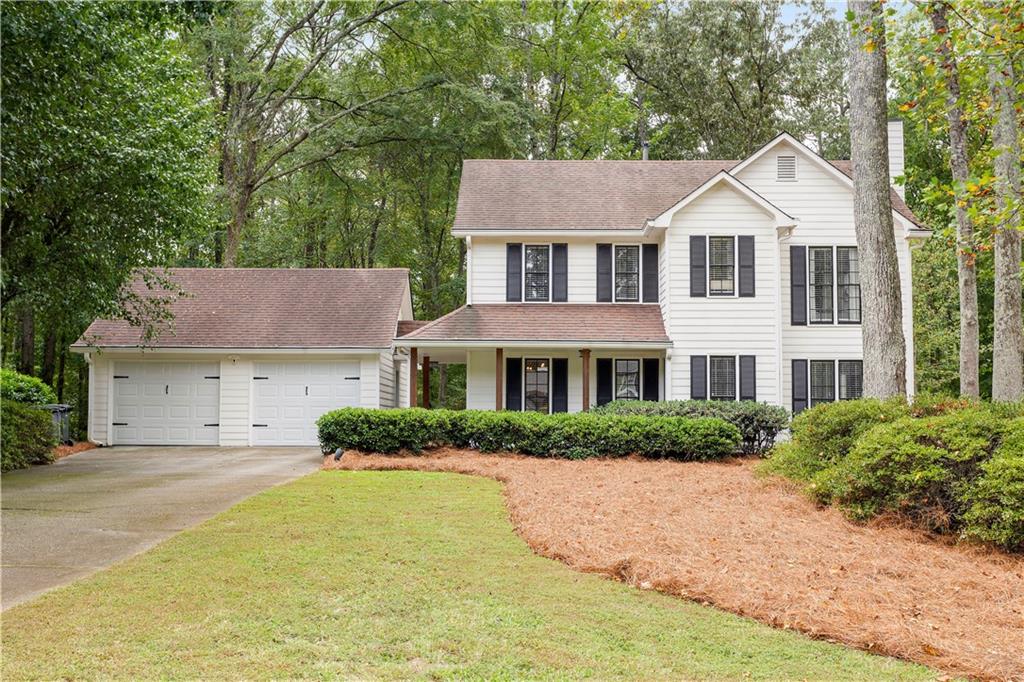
[{"left": 887, "top": 119, "right": 905, "bottom": 199}]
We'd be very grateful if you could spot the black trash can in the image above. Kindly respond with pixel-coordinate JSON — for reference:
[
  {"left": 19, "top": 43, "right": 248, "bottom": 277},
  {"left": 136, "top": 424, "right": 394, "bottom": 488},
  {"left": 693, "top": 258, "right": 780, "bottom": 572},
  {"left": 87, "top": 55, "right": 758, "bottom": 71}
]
[{"left": 40, "top": 404, "right": 73, "bottom": 445}]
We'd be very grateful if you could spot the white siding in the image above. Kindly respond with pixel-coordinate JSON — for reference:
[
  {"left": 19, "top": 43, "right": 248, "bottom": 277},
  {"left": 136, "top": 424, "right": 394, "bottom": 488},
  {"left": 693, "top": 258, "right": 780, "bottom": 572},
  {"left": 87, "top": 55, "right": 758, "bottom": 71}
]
[
  {"left": 469, "top": 237, "right": 660, "bottom": 304},
  {"left": 89, "top": 355, "right": 111, "bottom": 445},
  {"left": 397, "top": 359, "right": 409, "bottom": 408},
  {"left": 359, "top": 355, "right": 379, "bottom": 408},
  {"left": 666, "top": 183, "right": 780, "bottom": 403},
  {"left": 378, "top": 350, "right": 396, "bottom": 408},
  {"left": 735, "top": 139, "right": 916, "bottom": 408},
  {"left": 219, "top": 359, "right": 251, "bottom": 446},
  {"left": 466, "top": 350, "right": 496, "bottom": 410}
]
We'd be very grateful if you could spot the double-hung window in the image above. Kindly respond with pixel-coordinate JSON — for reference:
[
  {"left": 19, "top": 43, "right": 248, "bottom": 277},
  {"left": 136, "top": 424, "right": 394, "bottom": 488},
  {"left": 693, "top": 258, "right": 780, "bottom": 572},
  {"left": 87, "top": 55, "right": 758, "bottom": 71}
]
[
  {"left": 709, "top": 236, "right": 735, "bottom": 296},
  {"left": 614, "top": 359, "right": 640, "bottom": 400},
  {"left": 524, "top": 359, "right": 549, "bottom": 413},
  {"left": 614, "top": 245, "right": 640, "bottom": 302},
  {"left": 524, "top": 245, "right": 550, "bottom": 302},
  {"left": 809, "top": 360, "right": 835, "bottom": 406},
  {"left": 838, "top": 360, "right": 863, "bottom": 400},
  {"left": 808, "top": 247, "right": 834, "bottom": 323},
  {"left": 837, "top": 247, "right": 861, "bottom": 323},
  {"left": 710, "top": 356, "right": 737, "bottom": 401}
]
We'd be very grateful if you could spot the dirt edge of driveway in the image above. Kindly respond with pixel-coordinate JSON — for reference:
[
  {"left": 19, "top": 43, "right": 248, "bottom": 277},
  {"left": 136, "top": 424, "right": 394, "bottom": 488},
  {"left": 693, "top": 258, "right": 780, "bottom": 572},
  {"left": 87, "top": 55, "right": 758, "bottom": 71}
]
[{"left": 324, "top": 449, "right": 1024, "bottom": 681}]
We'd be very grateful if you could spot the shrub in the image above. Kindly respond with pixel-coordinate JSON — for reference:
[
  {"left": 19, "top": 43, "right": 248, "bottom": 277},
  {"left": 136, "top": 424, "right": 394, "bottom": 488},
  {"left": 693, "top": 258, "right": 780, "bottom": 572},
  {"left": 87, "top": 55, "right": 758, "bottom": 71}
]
[
  {"left": 1, "top": 368, "right": 57, "bottom": 405},
  {"left": 816, "top": 409, "right": 1010, "bottom": 530},
  {"left": 1, "top": 399, "right": 57, "bottom": 472},
  {"left": 594, "top": 400, "right": 788, "bottom": 455},
  {"left": 317, "top": 408, "right": 741, "bottom": 461},
  {"left": 959, "top": 419, "right": 1024, "bottom": 551},
  {"left": 762, "top": 398, "right": 909, "bottom": 482}
]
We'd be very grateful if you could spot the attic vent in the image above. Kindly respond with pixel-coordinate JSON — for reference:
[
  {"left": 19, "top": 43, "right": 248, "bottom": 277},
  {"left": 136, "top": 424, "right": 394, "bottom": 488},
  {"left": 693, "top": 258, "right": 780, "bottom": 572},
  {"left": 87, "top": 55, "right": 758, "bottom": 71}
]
[{"left": 777, "top": 155, "right": 797, "bottom": 181}]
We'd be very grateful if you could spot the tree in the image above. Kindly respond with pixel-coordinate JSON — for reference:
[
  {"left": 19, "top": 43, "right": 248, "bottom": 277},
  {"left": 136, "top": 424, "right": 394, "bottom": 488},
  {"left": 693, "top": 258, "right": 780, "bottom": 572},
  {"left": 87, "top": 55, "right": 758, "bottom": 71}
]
[
  {"left": 988, "top": 58, "right": 1022, "bottom": 401},
  {"left": 847, "top": 0, "right": 907, "bottom": 398}
]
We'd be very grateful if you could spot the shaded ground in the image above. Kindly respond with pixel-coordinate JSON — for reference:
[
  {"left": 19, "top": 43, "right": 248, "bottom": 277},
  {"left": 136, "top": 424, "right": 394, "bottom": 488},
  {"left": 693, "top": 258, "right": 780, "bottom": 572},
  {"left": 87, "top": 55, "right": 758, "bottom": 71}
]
[
  {"left": 329, "top": 449, "right": 1024, "bottom": 681},
  {"left": 1, "top": 445, "right": 321, "bottom": 608},
  {"left": 1, "top": 471, "right": 930, "bottom": 680}
]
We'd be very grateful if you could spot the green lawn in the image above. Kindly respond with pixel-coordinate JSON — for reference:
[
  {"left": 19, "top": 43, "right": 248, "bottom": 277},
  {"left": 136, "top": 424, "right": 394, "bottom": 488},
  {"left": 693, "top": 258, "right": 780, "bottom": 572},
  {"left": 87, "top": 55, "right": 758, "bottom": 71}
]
[{"left": 2, "top": 471, "right": 935, "bottom": 680}]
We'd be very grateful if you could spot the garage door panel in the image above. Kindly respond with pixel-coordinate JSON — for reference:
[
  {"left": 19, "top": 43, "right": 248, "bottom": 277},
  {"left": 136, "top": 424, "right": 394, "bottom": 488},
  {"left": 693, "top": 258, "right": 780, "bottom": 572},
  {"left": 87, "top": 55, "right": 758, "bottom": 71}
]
[
  {"left": 113, "top": 362, "right": 219, "bottom": 445},
  {"left": 252, "top": 361, "right": 361, "bottom": 446}
]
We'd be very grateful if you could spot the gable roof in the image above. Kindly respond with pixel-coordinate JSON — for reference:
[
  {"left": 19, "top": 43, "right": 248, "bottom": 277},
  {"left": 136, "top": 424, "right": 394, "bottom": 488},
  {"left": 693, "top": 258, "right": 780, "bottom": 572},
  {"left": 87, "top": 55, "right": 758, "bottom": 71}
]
[
  {"left": 73, "top": 268, "right": 410, "bottom": 350},
  {"left": 395, "top": 304, "right": 670, "bottom": 346},
  {"left": 452, "top": 151, "right": 922, "bottom": 232},
  {"left": 649, "top": 170, "right": 796, "bottom": 228}
]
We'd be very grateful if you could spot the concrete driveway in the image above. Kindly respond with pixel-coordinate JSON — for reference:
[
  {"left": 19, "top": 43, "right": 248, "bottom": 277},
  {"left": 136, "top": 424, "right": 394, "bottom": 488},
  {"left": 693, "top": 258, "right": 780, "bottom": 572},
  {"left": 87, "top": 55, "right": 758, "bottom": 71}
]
[{"left": 1, "top": 446, "right": 322, "bottom": 609}]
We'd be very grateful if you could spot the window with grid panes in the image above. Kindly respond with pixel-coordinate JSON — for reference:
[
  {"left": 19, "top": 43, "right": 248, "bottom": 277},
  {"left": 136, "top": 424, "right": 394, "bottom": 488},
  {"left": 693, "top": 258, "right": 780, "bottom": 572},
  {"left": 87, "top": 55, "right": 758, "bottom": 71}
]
[
  {"left": 710, "top": 356, "right": 736, "bottom": 401},
  {"left": 838, "top": 360, "right": 863, "bottom": 400},
  {"left": 524, "top": 245, "right": 550, "bottom": 302},
  {"left": 614, "top": 245, "right": 640, "bottom": 301},
  {"left": 808, "top": 247, "right": 834, "bottom": 323},
  {"left": 837, "top": 247, "right": 861, "bottom": 323},
  {"left": 615, "top": 359, "right": 640, "bottom": 399},
  {"left": 524, "top": 359, "right": 549, "bottom": 413},
  {"left": 709, "top": 236, "right": 735, "bottom": 296},
  {"left": 809, "top": 360, "right": 835, "bottom": 406}
]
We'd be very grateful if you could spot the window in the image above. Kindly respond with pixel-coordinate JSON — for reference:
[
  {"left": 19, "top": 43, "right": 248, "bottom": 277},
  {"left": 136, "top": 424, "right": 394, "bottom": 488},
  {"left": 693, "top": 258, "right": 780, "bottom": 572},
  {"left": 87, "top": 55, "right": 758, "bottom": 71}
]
[
  {"left": 614, "top": 245, "right": 640, "bottom": 301},
  {"left": 709, "top": 236, "right": 735, "bottom": 296},
  {"left": 777, "top": 155, "right": 797, "bottom": 181},
  {"left": 524, "top": 359, "right": 549, "bottom": 413},
  {"left": 524, "top": 245, "right": 550, "bottom": 302},
  {"left": 808, "top": 247, "right": 834, "bottom": 323},
  {"left": 838, "top": 360, "right": 863, "bottom": 400},
  {"left": 837, "top": 247, "right": 861, "bottom": 323},
  {"left": 809, "top": 360, "right": 835, "bottom": 406},
  {"left": 710, "top": 356, "right": 736, "bottom": 401},
  {"left": 615, "top": 359, "right": 640, "bottom": 400}
]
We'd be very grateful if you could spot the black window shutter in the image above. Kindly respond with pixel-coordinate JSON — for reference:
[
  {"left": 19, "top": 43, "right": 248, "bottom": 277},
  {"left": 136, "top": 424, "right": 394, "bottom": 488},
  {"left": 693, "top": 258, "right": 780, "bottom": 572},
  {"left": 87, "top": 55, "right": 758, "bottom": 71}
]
[
  {"left": 739, "top": 355, "right": 756, "bottom": 401},
  {"left": 690, "top": 355, "right": 707, "bottom": 400},
  {"left": 792, "top": 359, "right": 808, "bottom": 414},
  {"left": 642, "top": 243, "right": 659, "bottom": 302},
  {"left": 552, "top": 243, "right": 568, "bottom": 302},
  {"left": 551, "top": 358, "right": 568, "bottom": 413},
  {"left": 790, "top": 245, "right": 807, "bottom": 325},
  {"left": 689, "top": 236, "right": 706, "bottom": 297},
  {"left": 738, "top": 236, "right": 755, "bottom": 297},
  {"left": 596, "top": 358, "right": 613, "bottom": 406},
  {"left": 506, "top": 243, "right": 522, "bottom": 302},
  {"left": 505, "top": 357, "right": 522, "bottom": 411},
  {"left": 596, "top": 244, "right": 612, "bottom": 302},
  {"left": 642, "top": 358, "right": 659, "bottom": 401}
]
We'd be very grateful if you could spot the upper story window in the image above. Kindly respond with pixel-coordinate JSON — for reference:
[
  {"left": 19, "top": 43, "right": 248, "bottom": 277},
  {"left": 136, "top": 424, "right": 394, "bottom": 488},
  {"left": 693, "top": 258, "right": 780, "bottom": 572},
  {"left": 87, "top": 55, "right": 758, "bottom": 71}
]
[
  {"left": 837, "top": 247, "right": 861, "bottom": 323},
  {"left": 809, "top": 247, "right": 834, "bottom": 323},
  {"left": 777, "top": 155, "right": 797, "bottom": 181},
  {"left": 709, "top": 236, "right": 735, "bottom": 296},
  {"left": 524, "top": 245, "right": 550, "bottom": 302},
  {"left": 614, "top": 245, "right": 639, "bottom": 302}
]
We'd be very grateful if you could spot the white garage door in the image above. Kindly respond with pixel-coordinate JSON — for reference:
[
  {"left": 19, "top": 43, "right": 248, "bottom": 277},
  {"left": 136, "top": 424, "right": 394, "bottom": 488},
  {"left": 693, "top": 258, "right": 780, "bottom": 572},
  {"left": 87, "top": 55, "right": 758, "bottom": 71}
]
[
  {"left": 112, "top": 362, "right": 220, "bottom": 445},
  {"left": 251, "top": 361, "right": 361, "bottom": 446}
]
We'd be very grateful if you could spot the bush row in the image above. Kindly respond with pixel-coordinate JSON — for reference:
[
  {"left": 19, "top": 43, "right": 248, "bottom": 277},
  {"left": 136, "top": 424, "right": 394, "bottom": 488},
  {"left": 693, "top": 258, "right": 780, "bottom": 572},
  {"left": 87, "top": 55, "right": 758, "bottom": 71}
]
[
  {"left": 762, "top": 396, "right": 1024, "bottom": 552},
  {"left": 1, "top": 399, "right": 57, "bottom": 472},
  {"left": 1, "top": 368, "right": 57, "bottom": 405},
  {"left": 318, "top": 408, "right": 741, "bottom": 460},
  {"left": 593, "top": 399, "right": 788, "bottom": 455}
]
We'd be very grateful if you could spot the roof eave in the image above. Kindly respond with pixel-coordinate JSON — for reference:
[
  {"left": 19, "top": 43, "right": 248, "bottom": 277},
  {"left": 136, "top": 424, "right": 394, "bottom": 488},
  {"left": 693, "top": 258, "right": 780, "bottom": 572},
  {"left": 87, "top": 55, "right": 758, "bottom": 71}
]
[{"left": 393, "top": 339, "right": 672, "bottom": 349}]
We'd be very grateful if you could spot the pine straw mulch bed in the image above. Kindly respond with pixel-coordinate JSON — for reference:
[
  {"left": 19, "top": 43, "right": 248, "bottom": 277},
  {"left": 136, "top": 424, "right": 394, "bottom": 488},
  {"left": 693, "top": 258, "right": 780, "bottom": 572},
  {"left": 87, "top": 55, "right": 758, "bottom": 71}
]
[
  {"left": 324, "top": 449, "right": 1024, "bottom": 681},
  {"left": 52, "top": 441, "right": 96, "bottom": 460}
]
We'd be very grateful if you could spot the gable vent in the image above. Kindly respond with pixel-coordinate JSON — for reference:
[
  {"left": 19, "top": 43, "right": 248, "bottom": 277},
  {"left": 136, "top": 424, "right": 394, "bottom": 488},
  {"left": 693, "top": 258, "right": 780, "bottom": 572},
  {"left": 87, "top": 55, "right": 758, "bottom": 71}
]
[{"left": 777, "top": 155, "right": 797, "bottom": 181}]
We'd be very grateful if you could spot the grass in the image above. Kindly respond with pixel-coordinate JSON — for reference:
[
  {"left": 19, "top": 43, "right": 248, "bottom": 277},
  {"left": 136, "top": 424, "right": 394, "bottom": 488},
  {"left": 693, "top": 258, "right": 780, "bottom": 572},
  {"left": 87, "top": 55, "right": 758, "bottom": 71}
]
[{"left": 2, "top": 470, "right": 936, "bottom": 680}]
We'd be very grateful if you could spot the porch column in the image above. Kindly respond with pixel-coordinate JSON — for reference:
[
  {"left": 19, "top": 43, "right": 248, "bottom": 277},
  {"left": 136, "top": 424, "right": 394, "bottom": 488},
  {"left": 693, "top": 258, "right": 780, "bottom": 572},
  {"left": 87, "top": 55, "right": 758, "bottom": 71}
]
[
  {"left": 495, "top": 348, "right": 504, "bottom": 410},
  {"left": 580, "top": 348, "right": 591, "bottom": 411},
  {"left": 422, "top": 355, "right": 431, "bottom": 409},
  {"left": 409, "top": 347, "right": 418, "bottom": 408}
]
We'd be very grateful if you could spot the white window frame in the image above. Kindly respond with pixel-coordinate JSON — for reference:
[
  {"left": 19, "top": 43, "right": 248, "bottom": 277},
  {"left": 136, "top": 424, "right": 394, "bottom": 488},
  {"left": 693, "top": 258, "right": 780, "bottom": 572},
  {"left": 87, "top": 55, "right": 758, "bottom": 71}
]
[
  {"left": 837, "top": 359, "right": 864, "bottom": 400},
  {"left": 836, "top": 246, "right": 862, "bottom": 325},
  {"left": 808, "top": 359, "right": 836, "bottom": 406},
  {"left": 523, "top": 244, "right": 552, "bottom": 303},
  {"left": 707, "top": 235, "right": 738, "bottom": 298},
  {"left": 707, "top": 355, "right": 738, "bottom": 401},
  {"left": 612, "top": 243, "right": 642, "bottom": 303},
  {"left": 613, "top": 358, "right": 642, "bottom": 400},
  {"left": 805, "top": 246, "right": 861, "bottom": 327},
  {"left": 522, "top": 357, "right": 552, "bottom": 413},
  {"left": 777, "top": 155, "right": 798, "bottom": 182}
]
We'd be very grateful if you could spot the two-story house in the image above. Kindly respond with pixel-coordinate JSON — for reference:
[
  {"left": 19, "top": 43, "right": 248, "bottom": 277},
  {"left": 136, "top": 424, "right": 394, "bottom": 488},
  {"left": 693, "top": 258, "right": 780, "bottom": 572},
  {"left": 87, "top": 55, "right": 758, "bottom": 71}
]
[{"left": 397, "top": 125, "right": 930, "bottom": 414}]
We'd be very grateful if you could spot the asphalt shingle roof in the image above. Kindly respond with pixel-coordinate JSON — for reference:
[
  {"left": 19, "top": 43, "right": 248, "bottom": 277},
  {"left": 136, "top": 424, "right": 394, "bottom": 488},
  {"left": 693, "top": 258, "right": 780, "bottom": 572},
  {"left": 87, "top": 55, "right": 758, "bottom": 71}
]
[{"left": 73, "top": 268, "right": 410, "bottom": 349}]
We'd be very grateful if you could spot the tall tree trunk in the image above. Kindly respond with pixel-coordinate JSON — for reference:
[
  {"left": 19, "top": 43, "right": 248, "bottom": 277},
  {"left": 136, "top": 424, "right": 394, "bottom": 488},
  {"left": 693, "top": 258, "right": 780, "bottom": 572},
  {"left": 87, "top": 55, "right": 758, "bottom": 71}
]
[
  {"left": 848, "top": 0, "right": 906, "bottom": 398},
  {"left": 40, "top": 324, "right": 57, "bottom": 386},
  {"left": 930, "top": 4, "right": 979, "bottom": 397},
  {"left": 56, "top": 338, "right": 67, "bottom": 402},
  {"left": 18, "top": 306, "right": 35, "bottom": 375},
  {"left": 989, "top": 61, "right": 1023, "bottom": 401}
]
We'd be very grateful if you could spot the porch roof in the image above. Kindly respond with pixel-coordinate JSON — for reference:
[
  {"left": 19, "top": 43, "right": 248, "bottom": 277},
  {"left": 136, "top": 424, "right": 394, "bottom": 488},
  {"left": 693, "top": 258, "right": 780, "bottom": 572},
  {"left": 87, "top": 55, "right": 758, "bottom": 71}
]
[{"left": 395, "top": 304, "right": 670, "bottom": 347}]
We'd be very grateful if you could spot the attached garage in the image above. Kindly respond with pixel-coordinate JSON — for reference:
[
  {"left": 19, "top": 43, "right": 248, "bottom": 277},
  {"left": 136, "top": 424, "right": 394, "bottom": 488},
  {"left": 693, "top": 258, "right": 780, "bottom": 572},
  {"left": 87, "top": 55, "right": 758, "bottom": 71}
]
[{"left": 72, "top": 268, "right": 416, "bottom": 447}]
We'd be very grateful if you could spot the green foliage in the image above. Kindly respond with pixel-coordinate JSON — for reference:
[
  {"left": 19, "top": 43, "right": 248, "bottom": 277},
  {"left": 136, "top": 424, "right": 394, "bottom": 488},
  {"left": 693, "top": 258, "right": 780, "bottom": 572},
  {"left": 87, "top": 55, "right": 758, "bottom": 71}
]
[
  {"left": 960, "top": 420, "right": 1024, "bottom": 551},
  {"left": 1, "top": 368, "right": 57, "bottom": 405},
  {"left": 317, "top": 408, "right": 741, "bottom": 461},
  {"left": 1, "top": 399, "right": 57, "bottom": 472},
  {"left": 594, "top": 400, "right": 789, "bottom": 455}
]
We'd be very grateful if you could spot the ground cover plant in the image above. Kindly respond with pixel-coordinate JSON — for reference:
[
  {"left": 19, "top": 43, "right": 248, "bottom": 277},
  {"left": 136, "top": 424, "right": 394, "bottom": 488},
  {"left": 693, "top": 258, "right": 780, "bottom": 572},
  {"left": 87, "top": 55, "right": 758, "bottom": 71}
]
[
  {"left": 1, "top": 398, "right": 57, "bottom": 472},
  {"left": 762, "top": 396, "right": 1024, "bottom": 551},
  {"left": 318, "top": 407, "right": 741, "bottom": 460},
  {"left": 0, "top": 471, "right": 931, "bottom": 680},
  {"left": 594, "top": 400, "right": 788, "bottom": 454}
]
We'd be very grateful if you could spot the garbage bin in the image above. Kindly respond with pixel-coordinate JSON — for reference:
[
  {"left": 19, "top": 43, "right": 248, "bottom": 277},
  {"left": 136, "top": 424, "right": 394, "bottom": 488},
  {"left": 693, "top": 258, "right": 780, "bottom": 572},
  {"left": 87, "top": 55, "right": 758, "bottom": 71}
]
[{"left": 40, "top": 404, "right": 73, "bottom": 446}]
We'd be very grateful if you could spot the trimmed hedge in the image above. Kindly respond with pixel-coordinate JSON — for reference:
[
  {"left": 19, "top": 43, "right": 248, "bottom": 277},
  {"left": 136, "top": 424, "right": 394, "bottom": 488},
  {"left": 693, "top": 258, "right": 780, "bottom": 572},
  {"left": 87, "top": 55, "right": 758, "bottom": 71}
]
[
  {"left": 1, "top": 368, "right": 57, "bottom": 405},
  {"left": 317, "top": 408, "right": 741, "bottom": 460},
  {"left": 1, "top": 399, "right": 57, "bottom": 472},
  {"left": 594, "top": 400, "right": 788, "bottom": 455}
]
